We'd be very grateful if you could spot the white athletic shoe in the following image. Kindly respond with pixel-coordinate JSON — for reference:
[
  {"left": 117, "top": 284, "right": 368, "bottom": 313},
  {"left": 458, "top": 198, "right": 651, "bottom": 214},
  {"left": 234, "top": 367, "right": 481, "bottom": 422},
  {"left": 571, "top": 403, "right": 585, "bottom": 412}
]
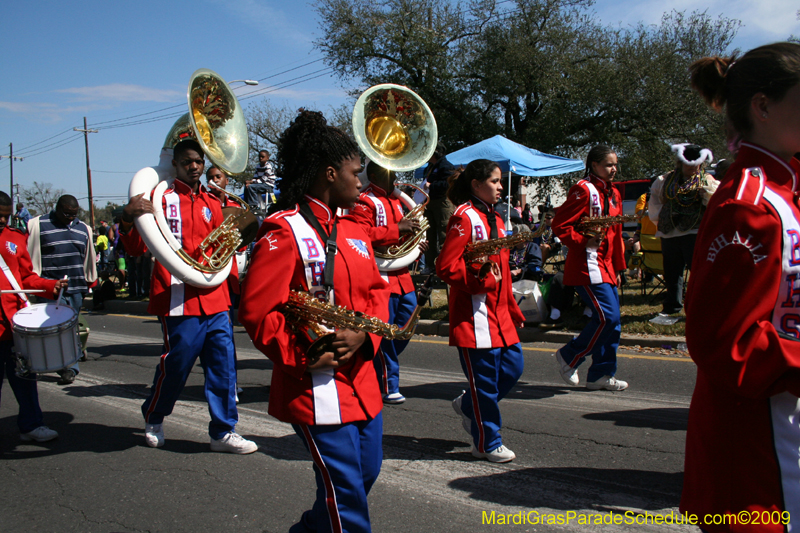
[
  {"left": 383, "top": 392, "right": 406, "bottom": 404},
  {"left": 210, "top": 432, "right": 258, "bottom": 454},
  {"left": 471, "top": 444, "right": 516, "bottom": 463},
  {"left": 144, "top": 423, "right": 164, "bottom": 448},
  {"left": 555, "top": 349, "right": 579, "bottom": 386},
  {"left": 20, "top": 426, "right": 58, "bottom": 442},
  {"left": 586, "top": 375, "right": 629, "bottom": 391},
  {"left": 452, "top": 391, "right": 472, "bottom": 435}
]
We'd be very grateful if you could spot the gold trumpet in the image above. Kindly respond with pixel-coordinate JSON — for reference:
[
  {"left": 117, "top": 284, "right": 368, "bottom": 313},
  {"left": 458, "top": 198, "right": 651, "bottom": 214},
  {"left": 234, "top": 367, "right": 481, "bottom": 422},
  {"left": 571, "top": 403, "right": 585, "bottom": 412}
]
[
  {"left": 283, "top": 275, "right": 435, "bottom": 363},
  {"left": 463, "top": 231, "right": 537, "bottom": 280}
]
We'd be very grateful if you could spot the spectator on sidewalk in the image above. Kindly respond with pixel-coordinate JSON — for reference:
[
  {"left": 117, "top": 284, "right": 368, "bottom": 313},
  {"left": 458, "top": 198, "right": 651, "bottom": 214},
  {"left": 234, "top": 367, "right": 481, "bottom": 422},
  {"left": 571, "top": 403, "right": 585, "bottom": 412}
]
[{"left": 27, "top": 194, "right": 96, "bottom": 384}]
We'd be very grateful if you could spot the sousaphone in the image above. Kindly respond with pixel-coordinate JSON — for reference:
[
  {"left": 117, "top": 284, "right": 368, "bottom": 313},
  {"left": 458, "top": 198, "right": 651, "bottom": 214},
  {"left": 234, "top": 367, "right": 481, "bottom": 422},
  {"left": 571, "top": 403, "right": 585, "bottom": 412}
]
[
  {"left": 128, "top": 68, "right": 250, "bottom": 288},
  {"left": 352, "top": 84, "right": 437, "bottom": 271}
]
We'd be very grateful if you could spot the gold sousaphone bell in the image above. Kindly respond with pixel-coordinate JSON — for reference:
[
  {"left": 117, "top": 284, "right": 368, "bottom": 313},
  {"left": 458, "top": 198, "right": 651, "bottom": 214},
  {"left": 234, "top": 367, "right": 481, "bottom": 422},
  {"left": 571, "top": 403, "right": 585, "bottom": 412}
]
[
  {"left": 128, "top": 68, "right": 256, "bottom": 288},
  {"left": 353, "top": 83, "right": 438, "bottom": 172},
  {"left": 353, "top": 84, "right": 437, "bottom": 271}
]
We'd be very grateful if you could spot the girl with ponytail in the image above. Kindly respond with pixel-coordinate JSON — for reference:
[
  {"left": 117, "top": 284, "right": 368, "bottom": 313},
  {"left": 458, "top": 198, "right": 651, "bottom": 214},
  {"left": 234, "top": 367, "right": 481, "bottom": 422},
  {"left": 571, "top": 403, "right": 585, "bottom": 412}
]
[
  {"left": 550, "top": 144, "right": 628, "bottom": 392},
  {"left": 239, "top": 110, "right": 390, "bottom": 533},
  {"left": 681, "top": 43, "right": 800, "bottom": 532},
  {"left": 437, "top": 159, "right": 526, "bottom": 463}
]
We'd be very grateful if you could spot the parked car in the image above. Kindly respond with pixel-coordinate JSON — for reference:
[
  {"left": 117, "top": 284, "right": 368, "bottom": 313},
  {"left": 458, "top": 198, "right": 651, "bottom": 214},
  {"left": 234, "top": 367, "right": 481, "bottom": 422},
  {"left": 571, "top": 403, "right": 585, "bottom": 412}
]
[{"left": 613, "top": 179, "right": 652, "bottom": 230}]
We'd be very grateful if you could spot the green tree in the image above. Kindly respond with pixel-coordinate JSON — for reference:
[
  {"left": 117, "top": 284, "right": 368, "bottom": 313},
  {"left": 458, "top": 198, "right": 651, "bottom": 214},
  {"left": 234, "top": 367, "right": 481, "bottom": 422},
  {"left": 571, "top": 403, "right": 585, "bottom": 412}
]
[{"left": 314, "top": 0, "right": 739, "bottom": 183}]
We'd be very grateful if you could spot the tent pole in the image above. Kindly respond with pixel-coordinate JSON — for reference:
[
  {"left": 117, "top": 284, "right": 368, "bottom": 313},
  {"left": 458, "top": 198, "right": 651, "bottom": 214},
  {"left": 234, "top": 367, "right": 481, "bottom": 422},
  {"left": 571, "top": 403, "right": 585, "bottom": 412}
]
[{"left": 507, "top": 167, "right": 512, "bottom": 230}]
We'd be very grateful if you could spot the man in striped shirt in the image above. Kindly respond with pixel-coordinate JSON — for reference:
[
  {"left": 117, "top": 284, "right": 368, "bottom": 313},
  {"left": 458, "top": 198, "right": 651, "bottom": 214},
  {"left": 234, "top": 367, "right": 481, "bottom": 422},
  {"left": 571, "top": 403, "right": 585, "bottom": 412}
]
[{"left": 27, "top": 195, "right": 97, "bottom": 384}]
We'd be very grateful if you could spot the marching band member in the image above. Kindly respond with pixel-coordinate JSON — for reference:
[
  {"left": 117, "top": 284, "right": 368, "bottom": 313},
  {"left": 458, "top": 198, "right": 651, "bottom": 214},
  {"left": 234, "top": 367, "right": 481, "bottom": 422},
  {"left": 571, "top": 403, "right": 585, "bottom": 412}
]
[
  {"left": 120, "top": 139, "right": 256, "bottom": 454},
  {"left": 239, "top": 110, "right": 390, "bottom": 533},
  {"left": 551, "top": 145, "right": 628, "bottom": 391},
  {"left": 351, "top": 161, "right": 423, "bottom": 404},
  {"left": 436, "top": 159, "right": 525, "bottom": 463},
  {"left": 682, "top": 43, "right": 800, "bottom": 532},
  {"left": 0, "top": 191, "right": 66, "bottom": 442}
]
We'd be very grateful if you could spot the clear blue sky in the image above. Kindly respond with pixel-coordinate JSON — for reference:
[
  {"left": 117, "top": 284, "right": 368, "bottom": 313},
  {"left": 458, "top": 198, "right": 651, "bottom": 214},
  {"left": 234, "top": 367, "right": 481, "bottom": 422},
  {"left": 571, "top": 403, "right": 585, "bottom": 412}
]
[{"left": 1, "top": 0, "right": 797, "bottom": 214}]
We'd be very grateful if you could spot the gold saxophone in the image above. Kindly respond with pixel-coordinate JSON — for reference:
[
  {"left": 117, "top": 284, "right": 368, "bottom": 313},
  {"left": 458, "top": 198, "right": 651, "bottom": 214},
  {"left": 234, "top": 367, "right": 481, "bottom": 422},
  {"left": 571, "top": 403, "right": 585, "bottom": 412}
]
[
  {"left": 575, "top": 214, "right": 638, "bottom": 239},
  {"left": 463, "top": 231, "right": 537, "bottom": 280},
  {"left": 282, "top": 275, "right": 435, "bottom": 363}
]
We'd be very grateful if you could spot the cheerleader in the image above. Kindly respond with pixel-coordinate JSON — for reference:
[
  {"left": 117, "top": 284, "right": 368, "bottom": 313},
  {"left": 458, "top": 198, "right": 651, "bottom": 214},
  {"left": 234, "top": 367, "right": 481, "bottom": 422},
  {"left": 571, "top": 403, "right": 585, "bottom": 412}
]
[
  {"left": 436, "top": 159, "right": 525, "bottom": 463},
  {"left": 550, "top": 145, "right": 628, "bottom": 391},
  {"left": 239, "top": 110, "right": 390, "bottom": 533},
  {"left": 682, "top": 43, "right": 800, "bottom": 532}
]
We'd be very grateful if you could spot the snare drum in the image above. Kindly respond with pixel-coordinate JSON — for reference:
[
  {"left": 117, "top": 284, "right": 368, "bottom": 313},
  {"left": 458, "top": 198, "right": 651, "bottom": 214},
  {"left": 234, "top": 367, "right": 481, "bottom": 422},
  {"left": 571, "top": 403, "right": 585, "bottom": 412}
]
[{"left": 12, "top": 303, "right": 81, "bottom": 373}]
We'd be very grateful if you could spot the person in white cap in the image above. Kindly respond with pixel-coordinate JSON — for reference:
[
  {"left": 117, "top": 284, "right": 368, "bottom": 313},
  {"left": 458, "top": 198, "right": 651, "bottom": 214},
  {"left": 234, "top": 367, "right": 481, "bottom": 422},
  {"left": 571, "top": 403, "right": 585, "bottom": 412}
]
[{"left": 648, "top": 143, "right": 718, "bottom": 315}]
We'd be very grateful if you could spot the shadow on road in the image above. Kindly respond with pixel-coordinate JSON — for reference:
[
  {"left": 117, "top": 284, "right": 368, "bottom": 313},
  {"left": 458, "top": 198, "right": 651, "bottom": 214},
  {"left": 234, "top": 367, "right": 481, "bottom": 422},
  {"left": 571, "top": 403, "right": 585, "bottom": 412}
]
[
  {"left": 449, "top": 467, "right": 682, "bottom": 510},
  {"left": 583, "top": 408, "right": 688, "bottom": 432}
]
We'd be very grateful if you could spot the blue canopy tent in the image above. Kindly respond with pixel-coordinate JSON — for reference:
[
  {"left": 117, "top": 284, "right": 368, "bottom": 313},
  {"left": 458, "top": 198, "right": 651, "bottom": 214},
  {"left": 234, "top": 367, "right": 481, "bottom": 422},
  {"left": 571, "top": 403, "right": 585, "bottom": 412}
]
[{"left": 414, "top": 135, "right": 584, "bottom": 226}]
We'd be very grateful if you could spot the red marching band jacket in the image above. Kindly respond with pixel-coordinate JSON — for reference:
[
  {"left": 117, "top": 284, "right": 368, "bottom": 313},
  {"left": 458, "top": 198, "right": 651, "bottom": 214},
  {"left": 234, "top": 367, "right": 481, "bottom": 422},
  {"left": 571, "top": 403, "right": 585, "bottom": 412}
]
[
  {"left": 436, "top": 198, "right": 524, "bottom": 349},
  {"left": 682, "top": 143, "right": 800, "bottom": 532},
  {"left": 121, "top": 179, "right": 233, "bottom": 317},
  {"left": 0, "top": 227, "right": 58, "bottom": 341},
  {"left": 350, "top": 183, "right": 416, "bottom": 295},
  {"left": 238, "top": 196, "right": 390, "bottom": 426},
  {"left": 552, "top": 174, "right": 626, "bottom": 286}
]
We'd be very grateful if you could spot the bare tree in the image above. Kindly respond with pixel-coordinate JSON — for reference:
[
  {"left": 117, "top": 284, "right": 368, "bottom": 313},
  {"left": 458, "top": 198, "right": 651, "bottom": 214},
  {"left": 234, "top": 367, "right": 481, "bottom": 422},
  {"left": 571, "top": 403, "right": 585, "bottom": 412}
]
[{"left": 22, "top": 182, "right": 65, "bottom": 216}]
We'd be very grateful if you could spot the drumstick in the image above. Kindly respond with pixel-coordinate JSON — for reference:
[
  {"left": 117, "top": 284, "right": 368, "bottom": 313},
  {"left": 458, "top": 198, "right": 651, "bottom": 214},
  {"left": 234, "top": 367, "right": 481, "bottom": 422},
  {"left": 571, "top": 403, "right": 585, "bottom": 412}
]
[
  {"left": 0, "top": 289, "right": 45, "bottom": 294},
  {"left": 55, "top": 275, "right": 68, "bottom": 309}
]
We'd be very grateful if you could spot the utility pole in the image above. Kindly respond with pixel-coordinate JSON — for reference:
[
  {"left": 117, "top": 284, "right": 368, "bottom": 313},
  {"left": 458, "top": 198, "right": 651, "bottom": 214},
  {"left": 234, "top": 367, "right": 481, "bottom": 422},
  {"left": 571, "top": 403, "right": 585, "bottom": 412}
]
[
  {"left": 0, "top": 143, "right": 23, "bottom": 197},
  {"left": 74, "top": 118, "right": 98, "bottom": 228}
]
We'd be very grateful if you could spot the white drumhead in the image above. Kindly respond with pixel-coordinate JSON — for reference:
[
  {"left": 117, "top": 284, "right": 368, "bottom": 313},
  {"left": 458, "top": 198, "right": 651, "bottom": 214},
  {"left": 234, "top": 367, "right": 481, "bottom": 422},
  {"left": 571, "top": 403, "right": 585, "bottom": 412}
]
[{"left": 12, "top": 303, "right": 76, "bottom": 328}]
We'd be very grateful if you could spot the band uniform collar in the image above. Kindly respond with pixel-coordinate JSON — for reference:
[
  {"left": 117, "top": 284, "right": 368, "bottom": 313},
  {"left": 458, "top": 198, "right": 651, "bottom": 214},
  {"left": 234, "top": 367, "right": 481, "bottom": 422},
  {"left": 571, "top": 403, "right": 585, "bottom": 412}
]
[
  {"left": 304, "top": 195, "right": 334, "bottom": 222},
  {"left": 739, "top": 142, "right": 800, "bottom": 193},
  {"left": 470, "top": 195, "right": 494, "bottom": 213}
]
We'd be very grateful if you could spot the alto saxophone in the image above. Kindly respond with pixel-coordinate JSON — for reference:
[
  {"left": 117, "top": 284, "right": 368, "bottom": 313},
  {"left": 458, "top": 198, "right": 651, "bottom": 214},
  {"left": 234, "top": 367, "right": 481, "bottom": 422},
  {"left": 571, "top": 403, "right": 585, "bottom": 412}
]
[
  {"left": 282, "top": 275, "right": 435, "bottom": 363},
  {"left": 463, "top": 231, "right": 537, "bottom": 280},
  {"left": 575, "top": 214, "right": 638, "bottom": 239}
]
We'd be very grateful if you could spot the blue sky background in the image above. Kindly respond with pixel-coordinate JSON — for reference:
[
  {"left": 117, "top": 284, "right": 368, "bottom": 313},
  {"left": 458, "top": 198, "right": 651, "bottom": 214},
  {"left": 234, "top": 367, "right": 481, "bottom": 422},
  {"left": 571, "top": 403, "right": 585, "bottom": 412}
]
[{"left": 1, "top": 0, "right": 797, "bottom": 213}]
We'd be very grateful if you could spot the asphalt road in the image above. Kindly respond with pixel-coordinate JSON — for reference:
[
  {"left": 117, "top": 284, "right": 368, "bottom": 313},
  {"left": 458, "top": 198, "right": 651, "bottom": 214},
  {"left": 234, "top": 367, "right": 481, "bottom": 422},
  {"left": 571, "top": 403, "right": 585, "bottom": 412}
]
[{"left": 0, "top": 312, "right": 696, "bottom": 532}]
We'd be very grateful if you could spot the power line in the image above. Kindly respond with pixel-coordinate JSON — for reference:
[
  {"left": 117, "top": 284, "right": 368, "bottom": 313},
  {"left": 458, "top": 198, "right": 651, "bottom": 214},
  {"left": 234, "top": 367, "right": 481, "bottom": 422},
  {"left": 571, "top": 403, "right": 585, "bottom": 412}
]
[
  {"left": 12, "top": 128, "right": 76, "bottom": 153},
  {"left": 14, "top": 132, "right": 85, "bottom": 157},
  {"left": 17, "top": 134, "right": 84, "bottom": 159}
]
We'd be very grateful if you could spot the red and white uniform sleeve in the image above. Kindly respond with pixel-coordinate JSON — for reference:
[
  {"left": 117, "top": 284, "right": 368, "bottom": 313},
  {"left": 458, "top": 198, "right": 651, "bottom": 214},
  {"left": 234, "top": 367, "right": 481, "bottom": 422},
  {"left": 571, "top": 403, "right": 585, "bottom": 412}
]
[
  {"left": 351, "top": 185, "right": 415, "bottom": 294},
  {"left": 437, "top": 202, "right": 523, "bottom": 349},
  {"left": 239, "top": 199, "right": 389, "bottom": 426},
  {"left": 553, "top": 177, "right": 625, "bottom": 286},
  {"left": 681, "top": 143, "right": 800, "bottom": 532},
  {"left": 0, "top": 228, "right": 58, "bottom": 340},
  {"left": 121, "top": 180, "right": 231, "bottom": 317}
]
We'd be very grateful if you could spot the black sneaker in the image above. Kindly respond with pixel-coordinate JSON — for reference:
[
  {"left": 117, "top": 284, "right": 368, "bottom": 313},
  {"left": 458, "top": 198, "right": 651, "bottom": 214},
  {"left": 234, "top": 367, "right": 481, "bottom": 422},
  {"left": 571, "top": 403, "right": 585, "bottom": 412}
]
[{"left": 539, "top": 316, "right": 564, "bottom": 330}]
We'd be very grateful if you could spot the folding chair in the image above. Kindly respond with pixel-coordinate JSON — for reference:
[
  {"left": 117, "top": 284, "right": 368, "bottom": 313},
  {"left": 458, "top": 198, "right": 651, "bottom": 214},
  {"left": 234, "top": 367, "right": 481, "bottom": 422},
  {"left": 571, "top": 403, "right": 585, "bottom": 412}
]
[{"left": 630, "top": 234, "right": 666, "bottom": 301}]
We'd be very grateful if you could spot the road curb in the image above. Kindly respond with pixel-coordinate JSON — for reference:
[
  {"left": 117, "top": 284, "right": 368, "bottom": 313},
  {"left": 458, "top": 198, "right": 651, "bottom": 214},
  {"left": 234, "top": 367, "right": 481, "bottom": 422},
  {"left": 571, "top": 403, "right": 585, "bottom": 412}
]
[{"left": 88, "top": 298, "right": 686, "bottom": 350}]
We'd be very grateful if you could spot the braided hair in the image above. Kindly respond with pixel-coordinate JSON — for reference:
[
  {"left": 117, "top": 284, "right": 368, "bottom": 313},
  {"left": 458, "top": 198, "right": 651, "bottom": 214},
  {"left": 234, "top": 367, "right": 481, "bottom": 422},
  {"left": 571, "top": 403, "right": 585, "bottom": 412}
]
[{"left": 270, "top": 109, "right": 359, "bottom": 213}]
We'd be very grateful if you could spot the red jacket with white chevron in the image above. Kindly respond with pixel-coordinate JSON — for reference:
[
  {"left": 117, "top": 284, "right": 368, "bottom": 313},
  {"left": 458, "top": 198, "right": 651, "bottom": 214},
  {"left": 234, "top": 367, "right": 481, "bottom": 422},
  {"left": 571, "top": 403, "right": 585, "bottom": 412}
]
[
  {"left": 238, "top": 196, "right": 389, "bottom": 426},
  {"left": 350, "top": 183, "right": 415, "bottom": 295},
  {"left": 552, "top": 174, "right": 626, "bottom": 286},
  {"left": 0, "top": 227, "right": 58, "bottom": 341},
  {"left": 436, "top": 198, "right": 524, "bottom": 349},
  {"left": 120, "top": 179, "right": 231, "bottom": 317},
  {"left": 681, "top": 142, "right": 800, "bottom": 532}
]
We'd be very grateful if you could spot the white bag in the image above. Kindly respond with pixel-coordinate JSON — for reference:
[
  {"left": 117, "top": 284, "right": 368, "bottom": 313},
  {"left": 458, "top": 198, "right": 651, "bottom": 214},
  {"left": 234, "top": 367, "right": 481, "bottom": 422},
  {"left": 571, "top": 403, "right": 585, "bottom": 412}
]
[{"left": 512, "top": 279, "right": 547, "bottom": 323}]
